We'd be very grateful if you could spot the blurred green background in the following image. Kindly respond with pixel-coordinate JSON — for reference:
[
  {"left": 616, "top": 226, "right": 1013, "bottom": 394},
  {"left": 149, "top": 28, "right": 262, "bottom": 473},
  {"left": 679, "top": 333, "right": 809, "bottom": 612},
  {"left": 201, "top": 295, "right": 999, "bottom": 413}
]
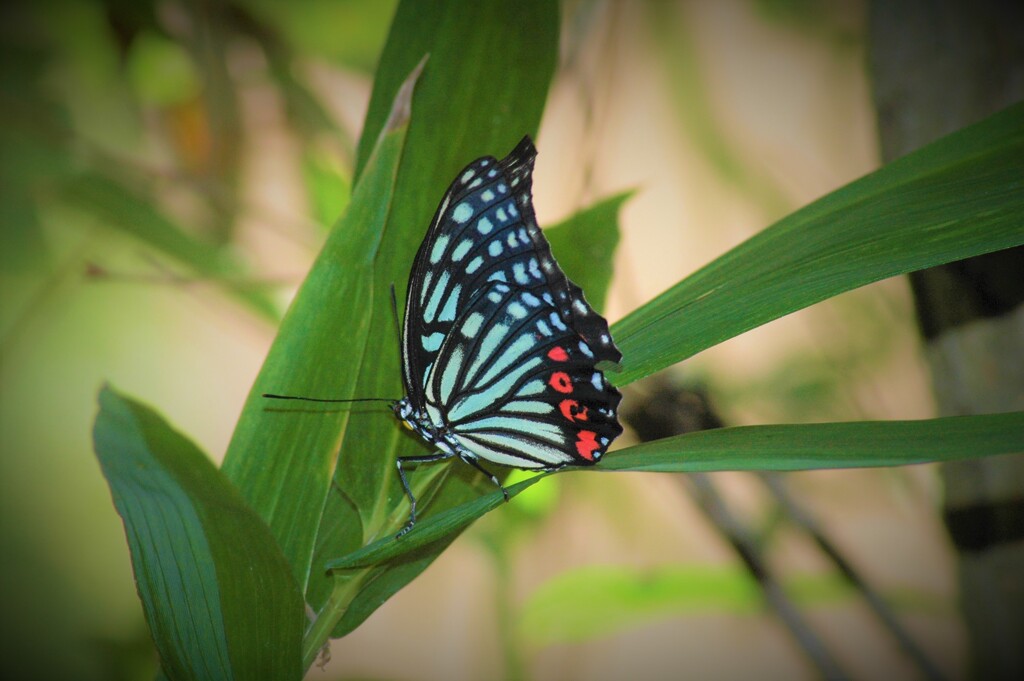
[{"left": 1, "top": 1, "right": 967, "bottom": 679}]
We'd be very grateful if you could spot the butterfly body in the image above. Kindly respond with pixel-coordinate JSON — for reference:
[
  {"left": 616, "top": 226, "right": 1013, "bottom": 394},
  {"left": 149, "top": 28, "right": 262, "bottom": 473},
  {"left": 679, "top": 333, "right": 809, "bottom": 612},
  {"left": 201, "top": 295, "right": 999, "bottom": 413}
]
[{"left": 394, "top": 136, "right": 622, "bottom": 533}]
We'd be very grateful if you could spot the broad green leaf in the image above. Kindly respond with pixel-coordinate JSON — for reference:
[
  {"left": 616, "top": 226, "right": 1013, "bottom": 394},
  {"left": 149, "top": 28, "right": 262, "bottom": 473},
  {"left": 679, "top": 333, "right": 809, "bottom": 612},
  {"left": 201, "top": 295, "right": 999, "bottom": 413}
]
[
  {"left": 517, "top": 565, "right": 947, "bottom": 647},
  {"left": 220, "top": 60, "right": 420, "bottom": 590},
  {"left": 327, "top": 412, "right": 1024, "bottom": 569},
  {"left": 611, "top": 102, "right": 1024, "bottom": 385},
  {"left": 56, "top": 172, "right": 278, "bottom": 320},
  {"left": 303, "top": 0, "right": 562, "bottom": 642},
  {"left": 546, "top": 191, "right": 631, "bottom": 314},
  {"left": 92, "top": 386, "right": 303, "bottom": 681}
]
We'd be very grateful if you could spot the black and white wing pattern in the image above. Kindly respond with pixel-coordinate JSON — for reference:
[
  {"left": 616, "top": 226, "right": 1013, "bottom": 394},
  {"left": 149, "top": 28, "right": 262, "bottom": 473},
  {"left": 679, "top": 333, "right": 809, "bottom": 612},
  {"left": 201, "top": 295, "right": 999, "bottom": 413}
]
[{"left": 393, "top": 136, "right": 622, "bottom": 475}]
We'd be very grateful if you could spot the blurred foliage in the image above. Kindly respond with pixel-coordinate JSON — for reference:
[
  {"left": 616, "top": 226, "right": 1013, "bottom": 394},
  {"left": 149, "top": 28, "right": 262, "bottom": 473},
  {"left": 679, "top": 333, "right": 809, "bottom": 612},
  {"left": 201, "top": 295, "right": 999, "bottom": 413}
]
[
  {"left": 1, "top": 0, "right": 393, "bottom": 678},
  {"left": 517, "top": 564, "right": 949, "bottom": 648}
]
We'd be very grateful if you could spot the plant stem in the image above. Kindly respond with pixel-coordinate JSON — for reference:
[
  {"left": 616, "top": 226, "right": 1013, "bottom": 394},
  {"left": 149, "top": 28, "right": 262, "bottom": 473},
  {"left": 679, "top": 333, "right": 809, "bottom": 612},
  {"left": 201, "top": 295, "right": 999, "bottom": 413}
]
[{"left": 301, "top": 574, "right": 365, "bottom": 670}]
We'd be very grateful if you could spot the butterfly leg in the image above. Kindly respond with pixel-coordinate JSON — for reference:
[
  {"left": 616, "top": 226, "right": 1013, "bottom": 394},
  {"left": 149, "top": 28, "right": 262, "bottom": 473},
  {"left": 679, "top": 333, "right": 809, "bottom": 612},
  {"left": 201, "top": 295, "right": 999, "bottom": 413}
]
[
  {"left": 459, "top": 455, "right": 510, "bottom": 502},
  {"left": 396, "top": 452, "right": 453, "bottom": 538}
]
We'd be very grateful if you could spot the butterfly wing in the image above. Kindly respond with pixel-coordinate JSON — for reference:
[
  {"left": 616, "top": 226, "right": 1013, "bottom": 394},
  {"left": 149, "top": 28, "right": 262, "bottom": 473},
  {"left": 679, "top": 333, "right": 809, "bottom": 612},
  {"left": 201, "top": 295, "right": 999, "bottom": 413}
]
[{"left": 402, "top": 136, "right": 622, "bottom": 468}]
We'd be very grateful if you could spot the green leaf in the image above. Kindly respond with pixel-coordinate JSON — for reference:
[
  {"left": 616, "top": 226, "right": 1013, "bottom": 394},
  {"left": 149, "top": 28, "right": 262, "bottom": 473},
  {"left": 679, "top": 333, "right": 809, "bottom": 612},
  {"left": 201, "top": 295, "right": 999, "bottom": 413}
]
[
  {"left": 326, "top": 474, "right": 549, "bottom": 570},
  {"left": 546, "top": 191, "right": 631, "bottom": 314},
  {"left": 126, "top": 30, "right": 201, "bottom": 106},
  {"left": 244, "top": 0, "right": 397, "bottom": 73},
  {"left": 56, "top": 171, "right": 279, "bottom": 320},
  {"left": 600, "top": 412, "right": 1024, "bottom": 472},
  {"left": 519, "top": 565, "right": 762, "bottom": 646},
  {"left": 220, "top": 59, "right": 420, "bottom": 590},
  {"left": 611, "top": 102, "right": 1024, "bottom": 385},
  {"left": 517, "top": 564, "right": 946, "bottom": 647},
  {"left": 327, "top": 412, "right": 1024, "bottom": 569},
  {"left": 92, "top": 386, "right": 304, "bottom": 681}
]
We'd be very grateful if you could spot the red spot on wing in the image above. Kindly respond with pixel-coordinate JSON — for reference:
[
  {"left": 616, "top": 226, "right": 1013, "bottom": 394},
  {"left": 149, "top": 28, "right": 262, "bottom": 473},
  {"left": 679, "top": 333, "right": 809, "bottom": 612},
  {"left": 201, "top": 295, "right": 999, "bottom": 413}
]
[
  {"left": 547, "top": 346, "right": 569, "bottom": 362},
  {"left": 559, "top": 399, "right": 589, "bottom": 422},
  {"left": 549, "top": 371, "right": 573, "bottom": 394},
  {"left": 575, "top": 430, "right": 600, "bottom": 461}
]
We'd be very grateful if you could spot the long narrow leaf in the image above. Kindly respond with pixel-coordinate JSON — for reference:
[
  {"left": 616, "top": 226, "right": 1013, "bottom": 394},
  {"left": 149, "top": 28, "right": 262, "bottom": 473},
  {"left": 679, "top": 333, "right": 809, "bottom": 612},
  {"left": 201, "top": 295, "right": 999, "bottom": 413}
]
[
  {"left": 58, "top": 172, "right": 280, "bottom": 320},
  {"left": 220, "top": 61, "right": 421, "bottom": 587},
  {"left": 93, "top": 386, "right": 304, "bottom": 681},
  {"left": 611, "top": 102, "right": 1024, "bottom": 385},
  {"left": 600, "top": 412, "right": 1024, "bottom": 472},
  {"left": 327, "top": 412, "right": 1024, "bottom": 568}
]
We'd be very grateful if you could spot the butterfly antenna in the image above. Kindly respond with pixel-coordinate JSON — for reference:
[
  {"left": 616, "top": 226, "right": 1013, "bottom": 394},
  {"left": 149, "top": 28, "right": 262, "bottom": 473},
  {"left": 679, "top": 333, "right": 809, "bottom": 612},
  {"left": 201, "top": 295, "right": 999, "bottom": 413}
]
[
  {"left": 390, "top": 282, "right": 404, "bottom": 372},
  {"left": 261, "top": 394, "right": 394, "bottom": 404}
]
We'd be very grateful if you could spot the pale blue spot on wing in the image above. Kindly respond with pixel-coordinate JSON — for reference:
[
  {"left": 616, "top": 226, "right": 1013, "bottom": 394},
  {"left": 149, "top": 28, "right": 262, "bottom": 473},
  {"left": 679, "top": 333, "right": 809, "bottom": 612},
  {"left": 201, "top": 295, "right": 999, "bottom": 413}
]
[
  {"left": 477, "top": 216, "right": 494, "bottom": 234},
  {"left": 437, "top": 284, "right": 461, "bottom": 323},
  {"left": 465, "top": 321, "right": 510, "bottom": 384},
  {"left": 423, "top": 271, "right": 450, "bottom": 323},
  {"left": 478, "top": 333, "right": 536, "bottom": 387},
  {"left": 503, "top": 400, "right": 554, "bottom": 414},
  {"left": 519, "top": 379, "right": 545, "bottom": 396},
  {"left": 420, "top": 270, "right": 434, "bottom": 305},
  {"left": 482, "top": 189, "right": 495, "bottom": 202},
  {"left": 467, "top": 256, "right": 484, "bottom": 274},
  {"left": 513, "top": 262, "right": 529, "bottom": 285},
  {"left": 425, "top": 402, "right": 442, "bottom": 427},
  {"left": 449, "top": 356, "right": 541, "bottom": 421},
  {"left": 591, "top": 372, "right": 603, "bottom": 391},
  {"left": 488, "top": 240, "right": 503, "bottom": 257},
  {"left": 439, "top": 346, "right": 465, "bottom": 402},
  {"left": 452, "top": 202, "right": 473, "bottom": 224},
  {"left": 422, "top": 332, "right": 444, "bottom": 351},
  {"left": 549, "top": 312, "right": 567, "bottom": 331},
  {"left": 461, "top": 312, "right": 485, "bottom": 338},
  {"left": 429, "top": 234, "right": 450, "bottom": 264},
  {"left": 452, "top": 239, "right": 472, "bottom": 261},
  {"left": 464, "top": 416, "right": 565, "bottom": 446},
  {"left": 508, "top": 301, "right": 527, "bottom": 319},
  {"left": 523, "top": 292, "right": 541, "bottom": 307},
  {"left": 463, "top": 432, "right": 570, "bottom": 467},
  {"left": 451, "top": 434, "right": 551, "bottom": 468}
]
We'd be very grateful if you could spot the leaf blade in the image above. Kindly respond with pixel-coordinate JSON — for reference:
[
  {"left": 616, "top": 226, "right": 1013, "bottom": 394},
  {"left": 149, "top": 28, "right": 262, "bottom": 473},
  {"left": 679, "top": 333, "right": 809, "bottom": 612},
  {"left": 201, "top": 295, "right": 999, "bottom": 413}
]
[
  {"left": 611, "top": 102, "right": 1024, "bottom": 385},
  {"left": 326, "top": 412, "right": 1024, "bottom": 570},
  {"left": 93, "top": 386, "right": 304, "bottom": 681}
]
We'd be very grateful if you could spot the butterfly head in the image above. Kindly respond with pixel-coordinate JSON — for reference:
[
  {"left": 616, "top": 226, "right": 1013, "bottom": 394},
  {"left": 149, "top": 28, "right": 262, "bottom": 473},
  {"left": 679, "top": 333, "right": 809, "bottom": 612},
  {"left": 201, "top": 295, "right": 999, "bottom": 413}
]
[{"left": 393, "top": 397, "right": 415, "bottom": 429}]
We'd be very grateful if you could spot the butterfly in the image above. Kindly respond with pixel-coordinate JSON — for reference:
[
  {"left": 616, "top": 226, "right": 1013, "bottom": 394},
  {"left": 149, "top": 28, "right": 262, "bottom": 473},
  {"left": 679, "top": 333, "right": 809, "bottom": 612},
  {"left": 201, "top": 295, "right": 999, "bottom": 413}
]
[{"left": 390, "top": 136, "right": 623, "bottom": 535}]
